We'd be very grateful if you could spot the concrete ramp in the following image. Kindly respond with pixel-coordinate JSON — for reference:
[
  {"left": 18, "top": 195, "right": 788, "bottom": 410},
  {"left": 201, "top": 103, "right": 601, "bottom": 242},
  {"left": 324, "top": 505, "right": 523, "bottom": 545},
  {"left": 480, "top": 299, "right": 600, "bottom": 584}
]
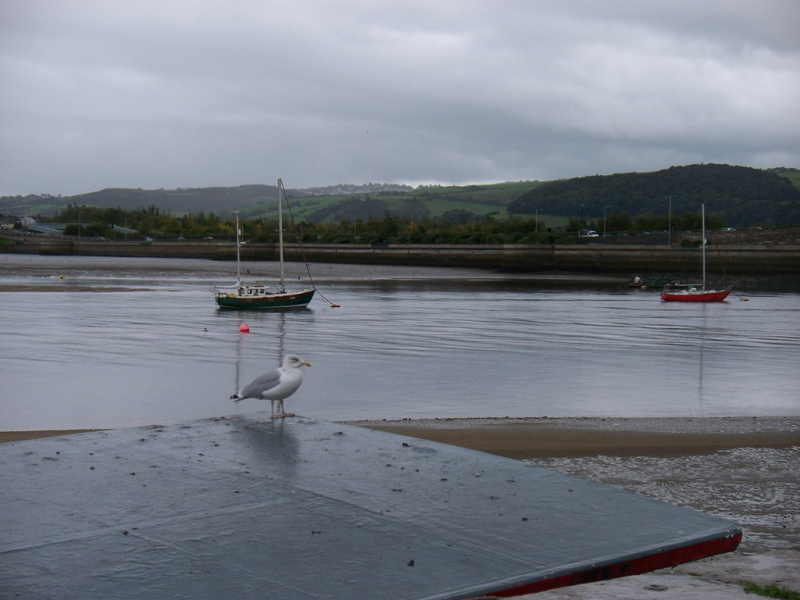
[{"left": 0, "top": 416, "right": 740, "bottom": 599}]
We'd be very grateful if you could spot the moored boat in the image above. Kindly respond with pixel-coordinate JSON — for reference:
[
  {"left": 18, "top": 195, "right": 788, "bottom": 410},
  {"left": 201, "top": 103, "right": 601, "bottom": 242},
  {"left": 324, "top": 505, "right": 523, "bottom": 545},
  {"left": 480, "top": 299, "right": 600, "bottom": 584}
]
[
  {"left": 661, "top": 204, "right": 731, "bottom": 303},
  {"left": 213, "top": 179, "right": 315, "bottom": 309},
  {"left": 660, "top": 285, "right": 731, "bottom": 303}
]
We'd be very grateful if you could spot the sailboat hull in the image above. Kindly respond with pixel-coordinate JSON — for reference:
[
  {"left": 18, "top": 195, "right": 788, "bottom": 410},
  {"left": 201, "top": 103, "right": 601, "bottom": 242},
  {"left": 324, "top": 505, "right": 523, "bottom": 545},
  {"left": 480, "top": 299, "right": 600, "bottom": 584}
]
[
  {"left": 661, "top": 289, "right": 731, "bottom": 303},
  {"left": 215, "top": 288, "right": 315, "bottom": 309}
]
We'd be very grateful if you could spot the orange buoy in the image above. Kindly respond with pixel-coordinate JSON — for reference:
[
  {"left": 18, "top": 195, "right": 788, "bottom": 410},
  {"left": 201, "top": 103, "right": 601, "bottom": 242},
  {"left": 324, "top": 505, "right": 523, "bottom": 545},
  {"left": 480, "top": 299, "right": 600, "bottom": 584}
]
[{"left": 239, "top": 324, "right": 250, "bottom": 333}]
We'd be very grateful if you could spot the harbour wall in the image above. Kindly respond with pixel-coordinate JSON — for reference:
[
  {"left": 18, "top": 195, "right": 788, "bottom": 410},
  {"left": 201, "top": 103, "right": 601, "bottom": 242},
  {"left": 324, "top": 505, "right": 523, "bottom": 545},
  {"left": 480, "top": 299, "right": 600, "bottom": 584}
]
[{"left": 5, "top": 236, "right": 798, "bottom": 280}]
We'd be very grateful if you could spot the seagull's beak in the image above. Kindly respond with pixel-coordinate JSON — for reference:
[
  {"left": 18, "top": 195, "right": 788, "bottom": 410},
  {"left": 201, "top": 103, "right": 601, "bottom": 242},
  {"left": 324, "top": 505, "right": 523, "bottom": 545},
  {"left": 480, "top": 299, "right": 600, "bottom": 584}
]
[{"left": 303, "top": 361, "right": 311, "bottom": 367}]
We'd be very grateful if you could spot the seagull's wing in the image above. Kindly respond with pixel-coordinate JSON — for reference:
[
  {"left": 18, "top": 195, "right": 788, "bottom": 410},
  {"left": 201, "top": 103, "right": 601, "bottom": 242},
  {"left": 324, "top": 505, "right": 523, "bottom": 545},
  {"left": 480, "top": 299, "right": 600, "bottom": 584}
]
[{"left": 240, "top": 369, "right": 282, "bottom": 398}]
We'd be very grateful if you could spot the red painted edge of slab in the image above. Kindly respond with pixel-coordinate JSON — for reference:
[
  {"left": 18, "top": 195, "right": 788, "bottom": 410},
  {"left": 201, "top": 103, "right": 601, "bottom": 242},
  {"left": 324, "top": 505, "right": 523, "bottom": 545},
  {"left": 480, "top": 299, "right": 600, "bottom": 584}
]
[{"left": 491, "top": 532, "right": 742, "bottom": 597}]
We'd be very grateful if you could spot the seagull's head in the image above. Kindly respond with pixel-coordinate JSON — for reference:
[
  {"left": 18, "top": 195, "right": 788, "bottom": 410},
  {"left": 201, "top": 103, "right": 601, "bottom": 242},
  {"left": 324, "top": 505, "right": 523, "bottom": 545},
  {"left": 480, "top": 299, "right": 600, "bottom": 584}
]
[{"left": 283, "top": 354, "right": 311, "bottom": 369}]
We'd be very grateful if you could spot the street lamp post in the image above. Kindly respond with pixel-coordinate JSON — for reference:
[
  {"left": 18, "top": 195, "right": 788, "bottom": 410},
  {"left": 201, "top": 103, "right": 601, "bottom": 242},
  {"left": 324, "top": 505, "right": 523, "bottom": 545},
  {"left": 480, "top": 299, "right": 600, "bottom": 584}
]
[
  {"left": 535, "top": 208, "right": 539, "bottom": 233},
  {"left": 604, "top": 206, "right": 611, "bottom": 240},
  {"left": 668, "top": 195, "right": 673, "bottom": 246},
  {"left": 579, "top": 205, "right": 584, "bottom": 236}
]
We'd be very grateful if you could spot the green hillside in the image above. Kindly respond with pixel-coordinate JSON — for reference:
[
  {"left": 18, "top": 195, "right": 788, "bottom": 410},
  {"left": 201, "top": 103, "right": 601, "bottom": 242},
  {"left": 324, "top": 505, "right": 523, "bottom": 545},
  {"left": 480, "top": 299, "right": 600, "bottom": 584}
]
[
  {"left": 1, "top": 181, "right": 543, "bottom": 221},
  {"left": 2, "top": 165, "right": 799, "bottom": 227},
  {"left": 0, "top": 185, "right": 279, "bottom": 218},
  {"left": 509, "top": 164, "right": 800, "bottom": 227},
  {"left": 238, "top": 180, "right": 546, "bottom": 223}
]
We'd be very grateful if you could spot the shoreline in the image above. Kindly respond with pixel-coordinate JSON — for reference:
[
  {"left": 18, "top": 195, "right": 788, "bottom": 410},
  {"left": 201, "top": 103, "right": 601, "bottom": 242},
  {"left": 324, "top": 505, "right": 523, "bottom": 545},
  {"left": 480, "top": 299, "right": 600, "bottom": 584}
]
[
  {"left": 4, "top": 416, "right": 798, "bottom": 457},
  {"left": 4, "top": 238, "right": 800, "bottom": 287},
  {"left": 2, "top": 253, "right": 797, "bottom": 293}
]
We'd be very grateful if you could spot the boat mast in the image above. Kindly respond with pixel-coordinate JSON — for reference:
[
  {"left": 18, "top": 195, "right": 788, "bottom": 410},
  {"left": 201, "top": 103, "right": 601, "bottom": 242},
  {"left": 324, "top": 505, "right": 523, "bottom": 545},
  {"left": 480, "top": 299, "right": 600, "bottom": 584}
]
[
  {"left": 235, "top": 212, "right": 241, "bottom": 283},
  {"left": 277, "top": 178, "right": 285, "bottom": 291},
  {"left": 701, "top": 204, "right": 706, "bottom": 291}
]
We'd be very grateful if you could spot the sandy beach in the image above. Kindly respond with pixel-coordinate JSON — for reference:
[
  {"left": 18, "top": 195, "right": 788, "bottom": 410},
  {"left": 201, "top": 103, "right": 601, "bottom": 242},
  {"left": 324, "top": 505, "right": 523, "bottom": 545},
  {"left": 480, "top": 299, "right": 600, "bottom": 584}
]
[
  {"left": 3, "top": 416, "right": 798, "bottom": 599},
  {"left": 348, "top": 416, "right": 800, "bottom": 459}
]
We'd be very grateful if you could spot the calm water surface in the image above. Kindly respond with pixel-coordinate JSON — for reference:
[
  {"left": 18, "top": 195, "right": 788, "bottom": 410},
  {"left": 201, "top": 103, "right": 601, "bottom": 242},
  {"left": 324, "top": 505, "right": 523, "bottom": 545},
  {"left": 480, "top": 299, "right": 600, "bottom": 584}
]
[{"left": 1, "top": 255, "right": 798, "bottom": 430}]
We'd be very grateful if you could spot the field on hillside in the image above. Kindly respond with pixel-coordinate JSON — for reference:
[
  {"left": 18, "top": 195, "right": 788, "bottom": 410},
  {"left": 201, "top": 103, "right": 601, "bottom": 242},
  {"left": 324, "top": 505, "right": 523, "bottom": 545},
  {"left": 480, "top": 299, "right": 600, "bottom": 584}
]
[
  {"left": 777, "top": 170, "right": 800, "bottom": 187},
  {"left": 240, "top": 180, "right": 547, "bottom": 222}
]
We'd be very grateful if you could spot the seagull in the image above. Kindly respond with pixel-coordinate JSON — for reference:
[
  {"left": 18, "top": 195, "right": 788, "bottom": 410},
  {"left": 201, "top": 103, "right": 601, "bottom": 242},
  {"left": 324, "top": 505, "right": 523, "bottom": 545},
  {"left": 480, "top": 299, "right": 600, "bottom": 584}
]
[{"left": 230, "top": 354, "right": 311, "bottom": 419}]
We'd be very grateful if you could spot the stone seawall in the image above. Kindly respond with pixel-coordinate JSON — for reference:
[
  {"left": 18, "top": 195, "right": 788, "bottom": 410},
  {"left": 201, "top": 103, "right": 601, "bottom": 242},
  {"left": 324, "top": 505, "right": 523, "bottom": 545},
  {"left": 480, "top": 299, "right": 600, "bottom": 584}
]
[{"left": 5, "top": 236, "right": 799, "bottom": 280}]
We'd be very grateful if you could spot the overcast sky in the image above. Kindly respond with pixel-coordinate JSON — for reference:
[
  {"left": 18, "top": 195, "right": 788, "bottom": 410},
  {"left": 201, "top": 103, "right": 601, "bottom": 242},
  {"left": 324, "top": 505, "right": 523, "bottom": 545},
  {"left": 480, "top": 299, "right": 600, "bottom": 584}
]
[{"left": 2, "top": 0, "right": 799, "bottom": 196}]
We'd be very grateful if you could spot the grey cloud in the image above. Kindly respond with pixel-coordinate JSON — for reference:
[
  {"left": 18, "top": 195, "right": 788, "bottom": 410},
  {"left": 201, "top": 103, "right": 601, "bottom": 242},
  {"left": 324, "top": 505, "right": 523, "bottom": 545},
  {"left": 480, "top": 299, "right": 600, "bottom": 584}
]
[{"left": 1, "top": 0, "right": 798, "bottom": 196}]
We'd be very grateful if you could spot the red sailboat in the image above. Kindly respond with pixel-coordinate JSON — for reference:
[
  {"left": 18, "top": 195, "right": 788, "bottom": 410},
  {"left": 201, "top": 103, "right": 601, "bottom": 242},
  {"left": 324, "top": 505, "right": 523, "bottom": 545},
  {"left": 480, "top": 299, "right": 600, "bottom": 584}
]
[{"left": 662, "top": 204, "right": 732, "bottom": 303}]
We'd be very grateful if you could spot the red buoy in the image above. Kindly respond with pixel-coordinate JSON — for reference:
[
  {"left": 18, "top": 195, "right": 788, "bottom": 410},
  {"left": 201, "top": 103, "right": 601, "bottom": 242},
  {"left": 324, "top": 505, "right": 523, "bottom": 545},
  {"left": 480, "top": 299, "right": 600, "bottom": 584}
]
[{"left": 239, "top": 324, "right": 250, "bottom": 333}]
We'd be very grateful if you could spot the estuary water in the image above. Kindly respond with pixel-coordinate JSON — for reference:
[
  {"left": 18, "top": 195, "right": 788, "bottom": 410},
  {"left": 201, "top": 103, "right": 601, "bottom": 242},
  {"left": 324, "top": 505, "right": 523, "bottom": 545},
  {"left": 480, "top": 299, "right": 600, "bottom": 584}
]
[{"left": 1, "top": 255, "right": 798, "bottom": 431}]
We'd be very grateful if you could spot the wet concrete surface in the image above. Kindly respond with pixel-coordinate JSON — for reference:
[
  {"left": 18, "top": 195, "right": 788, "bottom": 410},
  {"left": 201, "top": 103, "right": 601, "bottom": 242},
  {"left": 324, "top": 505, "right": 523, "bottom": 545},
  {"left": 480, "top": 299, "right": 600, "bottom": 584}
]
[
  {"left": 525, "top": 446, "right": 800, "bottom": 599},
  {"left": 350, "top": 417, "right": 799, "bottom": 599},
  {"left": 1, "top": 416, "right": 743, "bottom": 599}
]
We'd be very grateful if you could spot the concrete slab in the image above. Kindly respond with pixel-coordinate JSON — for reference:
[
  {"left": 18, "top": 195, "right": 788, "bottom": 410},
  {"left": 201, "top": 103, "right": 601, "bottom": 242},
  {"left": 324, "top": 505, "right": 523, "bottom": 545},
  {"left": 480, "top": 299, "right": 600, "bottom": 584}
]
[{"left": 0, "top": 416, "right": 741, "bottom": 599}]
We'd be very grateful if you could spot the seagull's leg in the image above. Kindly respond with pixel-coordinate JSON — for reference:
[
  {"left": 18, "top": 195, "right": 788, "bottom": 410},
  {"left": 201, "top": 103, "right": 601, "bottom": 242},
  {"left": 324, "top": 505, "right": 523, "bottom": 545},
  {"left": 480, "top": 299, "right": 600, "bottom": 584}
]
[
  {"left": 280, "top": 399, "right": 295, "bottom": 418},
  {"left": 272, "top": 399, "right": 295, "bottom": 419},
  {"left": 270, "top": 400, "right": 276, "bottom": 417},
  {"left": 271, "top": 400, "right": 283, "bottom": 419}
]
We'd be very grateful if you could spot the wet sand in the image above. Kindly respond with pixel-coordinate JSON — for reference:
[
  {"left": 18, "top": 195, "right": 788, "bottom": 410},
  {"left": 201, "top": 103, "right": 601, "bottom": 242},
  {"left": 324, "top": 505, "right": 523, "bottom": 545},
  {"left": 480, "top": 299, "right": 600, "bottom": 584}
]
[
  {"left": 3, "top": 417, "right": 799, "bottom": 598},
  {"left": 347, "top": 416, "right": 800, "bottom": 459},
  {"left": 0, "top": 429, "right": 103, "bottom": 443}
]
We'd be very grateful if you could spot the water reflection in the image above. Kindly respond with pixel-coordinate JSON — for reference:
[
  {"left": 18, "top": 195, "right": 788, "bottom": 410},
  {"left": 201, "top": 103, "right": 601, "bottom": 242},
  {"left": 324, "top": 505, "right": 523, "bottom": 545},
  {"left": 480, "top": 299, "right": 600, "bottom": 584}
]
[
  {"left": 231, "top": 310, "right": 290, "bottom": 394},
  {"left": 237, "top": 419, "right": 301, "bottom": 481}
]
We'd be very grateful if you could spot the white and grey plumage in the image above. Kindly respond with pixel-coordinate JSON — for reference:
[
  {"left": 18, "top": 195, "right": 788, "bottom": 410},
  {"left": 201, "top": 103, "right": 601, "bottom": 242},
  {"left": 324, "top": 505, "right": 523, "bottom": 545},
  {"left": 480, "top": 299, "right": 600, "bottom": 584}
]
[{"left": 230, "top": 354, "right": 311, "bottom": 418}]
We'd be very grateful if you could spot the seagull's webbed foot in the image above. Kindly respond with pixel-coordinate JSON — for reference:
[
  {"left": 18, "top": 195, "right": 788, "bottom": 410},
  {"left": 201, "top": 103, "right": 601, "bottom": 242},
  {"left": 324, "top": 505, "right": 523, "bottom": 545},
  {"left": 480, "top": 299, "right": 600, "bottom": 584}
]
[{"left": 271, "top": 412, "right": 295, "bottom": 419}]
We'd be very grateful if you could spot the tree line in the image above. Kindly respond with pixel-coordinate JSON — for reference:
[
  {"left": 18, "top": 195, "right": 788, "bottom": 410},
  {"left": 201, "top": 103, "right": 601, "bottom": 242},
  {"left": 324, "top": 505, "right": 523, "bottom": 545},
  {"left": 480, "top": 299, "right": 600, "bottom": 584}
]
[{"left": 44, "top": 202, "right": 743, "bottom": 246}]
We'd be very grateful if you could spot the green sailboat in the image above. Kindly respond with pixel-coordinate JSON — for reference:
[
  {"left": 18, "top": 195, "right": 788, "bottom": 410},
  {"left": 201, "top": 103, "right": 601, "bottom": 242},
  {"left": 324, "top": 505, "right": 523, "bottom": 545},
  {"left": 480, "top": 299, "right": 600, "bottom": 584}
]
[{"left": 214, "top": 179, "right": 315, "bottom": 309}]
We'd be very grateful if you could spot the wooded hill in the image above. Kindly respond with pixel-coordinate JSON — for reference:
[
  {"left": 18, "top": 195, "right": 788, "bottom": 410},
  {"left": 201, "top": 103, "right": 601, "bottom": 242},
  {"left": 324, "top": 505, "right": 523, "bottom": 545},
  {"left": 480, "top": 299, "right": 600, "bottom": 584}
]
[
  {"left": 509, "top": 164, "right": 800, "bottom": 228},
  {"left": 2, "top": 164, "right": 798, "bottom": 227}
]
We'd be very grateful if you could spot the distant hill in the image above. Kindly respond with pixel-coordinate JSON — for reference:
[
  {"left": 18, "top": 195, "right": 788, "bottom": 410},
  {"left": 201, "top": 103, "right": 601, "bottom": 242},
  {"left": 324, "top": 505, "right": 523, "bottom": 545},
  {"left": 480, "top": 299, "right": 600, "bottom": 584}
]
[
  {"left": 2, "top": 165, "right": 799, "bottom": 226},
  {"left": 255, "top": 181, "right": 540, "bottom": 223},
  {"left": 508, "top": 164, "right": 800, "bottom": 227},
  {"left": 0, "top": 181, "right": 541, "bottom": 222},
  {"left": 0, "top": 183, "right": 318, "bottom": 217}
]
